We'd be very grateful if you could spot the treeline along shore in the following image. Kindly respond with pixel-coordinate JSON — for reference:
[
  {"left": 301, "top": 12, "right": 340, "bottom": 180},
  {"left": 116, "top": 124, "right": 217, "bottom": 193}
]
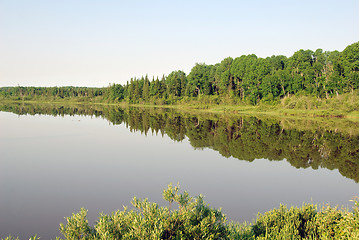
[{"left": 1, "top": 42, "right": 358, "bottom": 117}]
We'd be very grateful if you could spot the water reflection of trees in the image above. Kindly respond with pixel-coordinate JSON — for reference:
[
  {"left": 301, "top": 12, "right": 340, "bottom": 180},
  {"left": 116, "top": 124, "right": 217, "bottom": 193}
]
[{"left": 1, "top": 103, "right": 359, "bottom": 182}]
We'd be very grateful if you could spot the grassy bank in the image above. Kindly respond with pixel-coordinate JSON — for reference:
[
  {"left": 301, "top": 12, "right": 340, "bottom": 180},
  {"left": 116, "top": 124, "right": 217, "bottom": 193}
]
[
  {"left": 3, "top": 184, "right": 359, "bottom": 240},
  {"left": 120, "top": 92, "right": 359, "bottom": 120},
  {"left": 1, "top": 91, "right": 359, "bottom": 120}
]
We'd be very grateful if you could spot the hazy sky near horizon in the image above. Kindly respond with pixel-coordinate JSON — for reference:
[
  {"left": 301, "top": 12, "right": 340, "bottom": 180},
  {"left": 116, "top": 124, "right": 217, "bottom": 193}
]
[{"left": 0, "top": 0, "right": 358, "bottom": 87}]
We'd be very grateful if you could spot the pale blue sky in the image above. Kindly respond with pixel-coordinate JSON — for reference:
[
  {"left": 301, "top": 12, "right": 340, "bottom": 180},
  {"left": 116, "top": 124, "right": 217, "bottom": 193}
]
[{"left": 0, "top": 0, "right": 358, "bottom": 87}]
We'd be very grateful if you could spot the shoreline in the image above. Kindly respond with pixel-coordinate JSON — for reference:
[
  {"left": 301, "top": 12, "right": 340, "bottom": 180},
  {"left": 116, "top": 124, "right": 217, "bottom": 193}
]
[{"left": 1, "top": 99, "right": 359, "bottom": 121}]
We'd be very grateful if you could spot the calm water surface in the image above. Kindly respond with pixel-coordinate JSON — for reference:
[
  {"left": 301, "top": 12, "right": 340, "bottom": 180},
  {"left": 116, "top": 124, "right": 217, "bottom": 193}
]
[{"left": 0, "top": 105, "right": 358, "bottom": 239}]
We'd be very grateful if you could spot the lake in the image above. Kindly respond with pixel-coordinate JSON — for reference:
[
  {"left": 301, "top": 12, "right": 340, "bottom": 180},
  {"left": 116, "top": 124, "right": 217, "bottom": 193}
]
[{"left": 1, "top": 103, "right": 359, "bottom": 239}]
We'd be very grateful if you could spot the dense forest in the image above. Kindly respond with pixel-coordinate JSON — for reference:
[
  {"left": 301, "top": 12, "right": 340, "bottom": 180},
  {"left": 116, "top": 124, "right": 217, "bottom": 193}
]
[
  {"left": 0, "top": 42, "right": 358, "bottom": 105},
  {"left": 2, "top": 103, "right": 358, "bottom": 182}
]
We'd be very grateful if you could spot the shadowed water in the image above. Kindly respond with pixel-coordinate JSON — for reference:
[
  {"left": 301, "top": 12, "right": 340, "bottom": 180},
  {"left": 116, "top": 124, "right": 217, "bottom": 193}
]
[{"left": 1, "top": 103, "right": 359, "bottom": 239}]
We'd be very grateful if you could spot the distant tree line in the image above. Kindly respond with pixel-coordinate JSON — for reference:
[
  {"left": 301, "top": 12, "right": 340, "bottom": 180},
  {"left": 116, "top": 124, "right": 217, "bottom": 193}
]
[
  {"left": 1, "top": 41, "right": 358, "bottom": 105},
  {"left": 0, "top": 86, "right": 105, "bottom": 99}
]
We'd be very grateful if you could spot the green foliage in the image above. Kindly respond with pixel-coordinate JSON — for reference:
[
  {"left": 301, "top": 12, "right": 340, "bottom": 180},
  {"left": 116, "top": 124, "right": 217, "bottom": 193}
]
[
  {"left": 252, "top": 204, "right": 317, "bottom": 239},
  {"left": 281, "top": 92, "right": 359, "bottom": 113},
  {"left": 55, "top": 184, "right": 359, "bottom": 240},
  {"left": 3, "top": 184, "right": 359, "bottom": 239},
  {"left": 0, "top": 86, "right": 107, "bottom": 103},
  {"left": 187, "top": 63, "right": 215, "bottom": 97},
  {"left": 250, "top": 199, "right": 359, "bottom": 239},
  {"left": 55, "top": 195, "right": 359, "bottom": 239},
  {"left": 59, "top": 208, "right": 93, "bottom": 239},
  {"left": 58, "top": 184, "right": 230, "bottom": 240},
  {"left": 216, "top": 57, "right": 233, "bottom": 95},
  {"left": 166, "top": 70, "right": 187, "bottom": 97},
  {"left": 108, "top": 84, "right": 124, "bottom": 102}
]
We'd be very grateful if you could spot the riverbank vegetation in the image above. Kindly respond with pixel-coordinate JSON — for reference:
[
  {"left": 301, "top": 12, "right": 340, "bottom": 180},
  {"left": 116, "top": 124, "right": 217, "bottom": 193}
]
[
  {"left": 1, "top": 42, "right": 358, "bottom": 118},
  {"left": 2, "top": 184, "right": 359, "bottom": 239}
]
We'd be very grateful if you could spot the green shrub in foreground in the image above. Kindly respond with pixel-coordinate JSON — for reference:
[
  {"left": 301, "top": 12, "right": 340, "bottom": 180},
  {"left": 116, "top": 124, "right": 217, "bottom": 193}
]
[
  {"left": 59, "top": 183, "right": 230, "bottom": 240},
  {"left": 3, "top": 185, "right": 359, "bottom": 239},
  {"left": 252, "top": 204, "right": 317, "bottom": 239},
  {"left": 251, "top": 199, "right": 359, "bottom": 239},
  {"left": 57, "top": 185, "right": 359, "bottom": 240}
]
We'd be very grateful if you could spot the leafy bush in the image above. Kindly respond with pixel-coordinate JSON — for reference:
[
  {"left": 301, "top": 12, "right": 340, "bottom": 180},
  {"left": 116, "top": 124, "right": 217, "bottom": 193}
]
[
  {"left": 3, "top": 187, "right": 359, "bottom": 239},
  {"left": 58, "top": 183, "right": 230, "bottom": 240},
  {"left": 251, "top": 204, "right": 317, "bottom": 239},
  {"left": 250, "top": 199, "right": 359, "bottom": 239}
]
